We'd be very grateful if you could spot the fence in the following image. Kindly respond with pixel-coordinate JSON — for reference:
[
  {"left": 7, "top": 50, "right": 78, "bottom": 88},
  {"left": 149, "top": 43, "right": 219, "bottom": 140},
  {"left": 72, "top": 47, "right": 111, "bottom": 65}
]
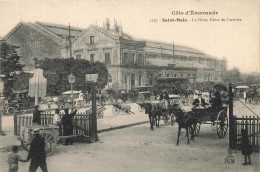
[
  {"left": 14, "top": 111, "right": 93, "bottom": 142},
  {"left": 232, "top": 116, "right": 260, "bottom": 152}
]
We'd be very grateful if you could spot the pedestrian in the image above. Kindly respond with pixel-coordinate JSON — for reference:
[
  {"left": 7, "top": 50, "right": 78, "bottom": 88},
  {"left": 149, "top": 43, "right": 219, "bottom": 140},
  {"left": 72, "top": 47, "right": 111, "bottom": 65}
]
[
  {"left": 241, "top": 129, "right": 252, "bottom": 165},
  {"left": 32, "top": 105, "right": 42, "bottom": 125},
  {"left": 27, "top": 128, "right": 48, "bottom": 172},
  {"left": 62, "top": 108, "right": 77, "bottom": 145},
  {"left": 7, "top": 145, "right": 27, "bottom": 172},
  {"left": 243, "top": 90, "right": 247, "bottom": 103},
  {"left": 53, "top": 109, "right": 62, "bottom": 143}
]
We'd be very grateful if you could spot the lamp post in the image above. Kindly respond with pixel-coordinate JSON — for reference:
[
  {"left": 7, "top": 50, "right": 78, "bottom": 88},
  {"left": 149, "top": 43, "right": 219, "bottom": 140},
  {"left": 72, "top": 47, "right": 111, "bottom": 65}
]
[
  {"left": 68, "top": 73, "right": 76, "bottom": 109},
  {"left": 85, "top": 74, "right": 99, "bottom": 142}
]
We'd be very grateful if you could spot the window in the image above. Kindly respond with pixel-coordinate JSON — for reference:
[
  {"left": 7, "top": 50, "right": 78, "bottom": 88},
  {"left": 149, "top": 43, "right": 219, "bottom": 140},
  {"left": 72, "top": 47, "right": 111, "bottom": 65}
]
[
  {"left": 193, "top": 74, "right": 196, "bottom": 78},
  {"left": 138, "top": 75, "right": 142, "bottom": 86},
  {"left": 105, "top": 53, "right": 111, "bottom": 65},
  {"left": 124, "top": 52, "right": 128, "bottom": 65},
  {"left": 174, "top": 74, "right": 177, "bottom": 77},
  {"left": 187, "top": 73, "right": 191, "bottom": 77},
  {"left": 75, "top": 54, "right": 81, "bottom": 59},
  {"left": 90, "top": 36, "right": 94, "bottom": 44},
  {"left": 108, "top": 74, "right": 112, "bottom": 83},
  {"left": 137, "top": 53, "right": 144, "bottom": 66},
  {"left": 90, "top": 54, "right": 95, "bottom": 62},
  {"left": 166, "top": 74, "right": 170, "bottom": 77},
  {"left": 158, "top": 74, "right": 162, "bottom": 77},
  {"left": 181, "top": 73, "right": 184, "bottom": 77},
  {"left": 130, "top": 53, "right": 135, "bottom": 65}
]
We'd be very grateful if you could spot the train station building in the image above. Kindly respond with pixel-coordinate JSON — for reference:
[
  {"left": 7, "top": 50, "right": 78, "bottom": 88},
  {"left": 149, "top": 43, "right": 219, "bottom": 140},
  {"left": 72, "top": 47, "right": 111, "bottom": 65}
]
[{"left": 2, "top": 19, "right": 227, "bottom": 92}]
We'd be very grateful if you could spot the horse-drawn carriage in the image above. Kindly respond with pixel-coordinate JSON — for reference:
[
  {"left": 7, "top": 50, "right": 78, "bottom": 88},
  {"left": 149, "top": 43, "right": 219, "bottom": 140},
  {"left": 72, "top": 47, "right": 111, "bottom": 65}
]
[
  {"left": 247, "top": 84, "right": 260, "bottom": 104},
  {"left": 189, "top": 105, "right": 228, "bottom": 138}
]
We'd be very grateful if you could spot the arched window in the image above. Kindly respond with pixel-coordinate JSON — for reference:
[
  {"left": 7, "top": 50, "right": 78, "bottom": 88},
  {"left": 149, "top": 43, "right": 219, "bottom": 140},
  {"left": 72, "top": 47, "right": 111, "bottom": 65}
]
[{"left": 138, "top": 75, "right": 142, "bottom": 86}]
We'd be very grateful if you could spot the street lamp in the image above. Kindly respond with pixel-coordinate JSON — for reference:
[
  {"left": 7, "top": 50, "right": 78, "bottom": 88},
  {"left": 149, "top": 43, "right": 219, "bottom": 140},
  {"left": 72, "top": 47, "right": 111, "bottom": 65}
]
[
  {"left": 68, "top": 73, "right": 76, "bottom": 109},
  {"left": 85, "top": 74, "right": 99, "bottom": 142}
]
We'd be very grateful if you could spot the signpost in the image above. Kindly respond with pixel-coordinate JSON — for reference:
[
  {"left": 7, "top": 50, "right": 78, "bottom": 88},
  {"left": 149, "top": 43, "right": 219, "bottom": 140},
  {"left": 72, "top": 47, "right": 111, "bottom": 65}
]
[{"left": 85, "top": 74, "right": 99, "bottom": 142}]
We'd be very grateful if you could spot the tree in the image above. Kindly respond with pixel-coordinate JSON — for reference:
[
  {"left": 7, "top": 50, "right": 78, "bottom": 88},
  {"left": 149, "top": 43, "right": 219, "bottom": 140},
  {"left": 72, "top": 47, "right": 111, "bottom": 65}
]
[
  {"left": 0, "top": 42, "right": 24, "bottom": 97},
  {"left": 221, "top": 67, "right": 242, "bottom": 86},
  {"left": 35, "top": 58, "right": 108, "bottom": 96}
]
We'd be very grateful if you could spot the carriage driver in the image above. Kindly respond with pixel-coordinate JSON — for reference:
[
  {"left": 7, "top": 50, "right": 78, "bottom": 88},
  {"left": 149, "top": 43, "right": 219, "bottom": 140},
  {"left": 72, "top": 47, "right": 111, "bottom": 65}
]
[{"left": 192, "top": 92, "right": 208, "bottom": 108}]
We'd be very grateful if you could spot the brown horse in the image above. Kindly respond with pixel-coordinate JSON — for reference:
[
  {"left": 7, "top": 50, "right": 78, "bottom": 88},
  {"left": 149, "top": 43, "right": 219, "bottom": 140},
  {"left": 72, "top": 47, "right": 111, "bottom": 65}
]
[
  {"left": 173, "top": 105, "right": 197, "bottom": 145},
  {"left": 144, "top": 103, "right": 158, "bottom": 130}
]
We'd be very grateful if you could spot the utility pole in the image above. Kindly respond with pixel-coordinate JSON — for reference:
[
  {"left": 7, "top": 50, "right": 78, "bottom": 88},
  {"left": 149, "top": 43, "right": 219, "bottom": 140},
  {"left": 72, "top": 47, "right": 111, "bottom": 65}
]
[{"left": 69, "top": 23, "right": 72, "bottom": 58}]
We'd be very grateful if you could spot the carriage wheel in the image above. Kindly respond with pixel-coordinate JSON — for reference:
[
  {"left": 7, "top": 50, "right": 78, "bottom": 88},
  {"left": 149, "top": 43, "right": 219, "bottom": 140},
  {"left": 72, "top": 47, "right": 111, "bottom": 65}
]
[
  {"left": 138, "top": 104, "right": 144, "bottom": 112},
  {"left": 7, "top": 107, "right": 15, "bottom": 115},
  {"left": 21, "top": 140, "right": 31, "bottom": 151},
  {"left": 216, "top": 110, "right": 228, "bottom": 138},
  {"left": 253, "top": 97, "right": 259, "bottom": 104},
  {"left": 163, "top": 115, "right": 168, "bottom": 123},
  {"left": 41, "top": 132, "right": 56, "bottom": 156},
  {"left": 248, "top": 98, "right": 252, "bottom": 104},
  {"left": 211, "top": 121, "right": 217, "bottom": 131},
  {"left": 170, "top": 113, "right": 176, "bottom": 125},
  {"left": 112, "top": 106, "right": 120, "bottom": 115},
  {"left": 121, "top": 106, "right": 130, "bottom": 115},
  {"left": 97, "top": 111, "right": 104, "bottom": 118},
  {"left": 189, "top": 123, "right": 201, "bottom": 136},
  {"left": 137, "top": 94, "right": 144, "bottom": 102}
]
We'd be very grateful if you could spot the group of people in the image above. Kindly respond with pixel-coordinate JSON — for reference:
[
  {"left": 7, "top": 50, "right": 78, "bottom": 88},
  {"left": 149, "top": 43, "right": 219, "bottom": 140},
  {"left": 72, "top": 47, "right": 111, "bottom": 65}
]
[
  {"left": 11, "top": 105, "right": 78, "bottom": 172},
  {"left": 192, "top": 91, "right": 223, "bottom": 111}
]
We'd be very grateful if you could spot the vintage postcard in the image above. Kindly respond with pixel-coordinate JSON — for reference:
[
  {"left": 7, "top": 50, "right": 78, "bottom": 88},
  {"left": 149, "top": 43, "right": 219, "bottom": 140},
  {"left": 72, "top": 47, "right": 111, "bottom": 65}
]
[{"left": 0, "top": 0, "right": 259, "bottom": 172}]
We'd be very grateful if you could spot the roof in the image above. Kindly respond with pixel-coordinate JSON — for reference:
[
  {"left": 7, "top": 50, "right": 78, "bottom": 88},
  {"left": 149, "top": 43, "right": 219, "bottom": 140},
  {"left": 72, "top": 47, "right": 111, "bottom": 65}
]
[
  {"left": 36, "top": 22, "right": 83, "bottom": 38},
  {"left": 145, "top": 58, "right": 209, "bottom": 69},
  {"left": 144, "top": 41, "right": 217, "bottom": 59},
  {"left": 3, "top": 22, "right": 83, "bottom": 46},
  {"left": 73, "top": 25, "right": 132, "bottom": 42}
]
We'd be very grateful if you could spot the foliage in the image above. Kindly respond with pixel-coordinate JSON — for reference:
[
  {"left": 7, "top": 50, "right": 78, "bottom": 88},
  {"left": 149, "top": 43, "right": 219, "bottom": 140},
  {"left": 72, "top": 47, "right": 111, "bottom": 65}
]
[
  {"left": 221, "top": 67, "right": 242, "bottom": 86},
  {"left": 0, "top": 42, "right": 24, "bottom": 97},
  {"left": 13, "top": 72, "right": 33, "bottom": 91},
  {"left": 35, "top": 58, "right": 108, "bottom": 96}
]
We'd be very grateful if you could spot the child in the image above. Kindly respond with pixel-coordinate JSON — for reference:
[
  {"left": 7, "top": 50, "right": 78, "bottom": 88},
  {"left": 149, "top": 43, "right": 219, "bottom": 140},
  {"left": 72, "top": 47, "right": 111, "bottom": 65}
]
[
  {"left": 241, "top": 129, "right": 252, "bottom": 165},
  {"left": 7, "top": 145, "right": 27, "bottom": 172}
]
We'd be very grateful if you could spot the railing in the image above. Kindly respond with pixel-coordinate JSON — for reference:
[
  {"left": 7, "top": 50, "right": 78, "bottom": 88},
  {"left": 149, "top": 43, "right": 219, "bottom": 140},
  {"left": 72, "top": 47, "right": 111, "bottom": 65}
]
[
  {"left": 233, "top": 116, "right": 260, "bottom": 152},
  {"left": 14, "top": 112, "right": 92, "bottom": 142}
]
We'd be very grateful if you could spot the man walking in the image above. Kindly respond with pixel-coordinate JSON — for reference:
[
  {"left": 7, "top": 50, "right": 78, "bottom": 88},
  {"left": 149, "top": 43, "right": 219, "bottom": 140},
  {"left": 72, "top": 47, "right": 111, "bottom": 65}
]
[
  {"left": 62, "top": 108, "right": 77, "bottom": 145},
  {"left": 27, "top": 128, "right": 48, "bottom": 172}
]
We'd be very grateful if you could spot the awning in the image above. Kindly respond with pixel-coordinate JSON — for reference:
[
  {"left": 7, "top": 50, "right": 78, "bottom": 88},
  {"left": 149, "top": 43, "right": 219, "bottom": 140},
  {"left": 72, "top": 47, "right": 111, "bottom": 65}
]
[{"left": 236, "top": 85, "right": 249, "bottom": 89}]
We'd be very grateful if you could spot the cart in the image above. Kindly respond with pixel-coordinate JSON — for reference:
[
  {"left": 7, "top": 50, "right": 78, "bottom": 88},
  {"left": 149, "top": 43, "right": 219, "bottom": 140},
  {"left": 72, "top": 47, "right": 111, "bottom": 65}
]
[
  {"left": 18, "top": 125, "right": 89, "bottom": 156},
  {"left": 112, "top": 103, "right": 134, "bottom": 115},
  {"left": 190, "top": 105, "right": 228, "bottom": 138}
]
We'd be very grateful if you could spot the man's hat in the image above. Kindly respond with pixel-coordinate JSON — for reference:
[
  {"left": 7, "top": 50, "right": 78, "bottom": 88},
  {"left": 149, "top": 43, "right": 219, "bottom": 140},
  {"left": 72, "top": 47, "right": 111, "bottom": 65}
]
[{"left": 32, "top": 128, "right": 40, "bottom": 134}]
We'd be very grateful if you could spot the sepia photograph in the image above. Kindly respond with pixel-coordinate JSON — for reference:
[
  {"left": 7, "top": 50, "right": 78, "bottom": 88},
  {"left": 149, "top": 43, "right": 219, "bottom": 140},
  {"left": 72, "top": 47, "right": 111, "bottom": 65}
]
[{"left": 0, "top": 0, "right": 259, "bottom": 171}]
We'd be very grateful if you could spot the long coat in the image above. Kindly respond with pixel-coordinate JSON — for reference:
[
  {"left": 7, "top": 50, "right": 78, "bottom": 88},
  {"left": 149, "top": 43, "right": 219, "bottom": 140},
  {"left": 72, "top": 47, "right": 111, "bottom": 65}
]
[{"left": 62, "top": 110, "right": 77, "bottom": 136}]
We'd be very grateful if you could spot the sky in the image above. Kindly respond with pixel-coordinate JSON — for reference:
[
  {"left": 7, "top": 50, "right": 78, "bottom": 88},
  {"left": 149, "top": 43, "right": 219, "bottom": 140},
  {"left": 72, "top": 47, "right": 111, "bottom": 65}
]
[{"left": 0, "top": 0, "right": 259, "bottom": 74}]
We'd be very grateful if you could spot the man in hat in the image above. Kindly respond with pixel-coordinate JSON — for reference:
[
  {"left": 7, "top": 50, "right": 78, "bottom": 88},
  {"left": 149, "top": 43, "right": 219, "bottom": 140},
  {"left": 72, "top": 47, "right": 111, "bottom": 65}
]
[
  {"left": 62, "top": 108, "right": 77, "bottom": 145},
  {"left": 32, "top": 105, "right": 43, "bottom": 125},
  {"left": 192, "top": 92, "right": 208, "bottom": 108},
  {"left": 27, "top": 128, "right": 48, "bottom": 172}
]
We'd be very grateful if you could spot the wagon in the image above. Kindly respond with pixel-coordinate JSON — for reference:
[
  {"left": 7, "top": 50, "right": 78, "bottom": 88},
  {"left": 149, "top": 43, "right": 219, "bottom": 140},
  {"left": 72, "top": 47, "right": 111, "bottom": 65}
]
[
  {"left": 18, "top": 124, "right": 89, "bottom": 156},
  {"left": 112, "top": 102, "right": 134, "bottom": 115},
  {"left": 190, "top": 105, "right": 228, "bottom": 138}
]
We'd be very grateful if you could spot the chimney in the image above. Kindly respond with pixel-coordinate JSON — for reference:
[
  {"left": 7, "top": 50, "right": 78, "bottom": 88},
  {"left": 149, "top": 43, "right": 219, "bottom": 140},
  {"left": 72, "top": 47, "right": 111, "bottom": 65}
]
[{"left": 106, "top": 18, "right": 110, "bottom": 30}]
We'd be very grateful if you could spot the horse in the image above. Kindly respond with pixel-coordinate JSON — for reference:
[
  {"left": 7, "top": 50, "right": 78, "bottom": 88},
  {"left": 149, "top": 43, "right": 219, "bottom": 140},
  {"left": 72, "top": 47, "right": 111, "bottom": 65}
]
[
  {"left": 173, "top": 105, "right": 197, "bottom": 145},
  {"left": 144, "top": 103, "right": 158, "bottom": 130}
]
